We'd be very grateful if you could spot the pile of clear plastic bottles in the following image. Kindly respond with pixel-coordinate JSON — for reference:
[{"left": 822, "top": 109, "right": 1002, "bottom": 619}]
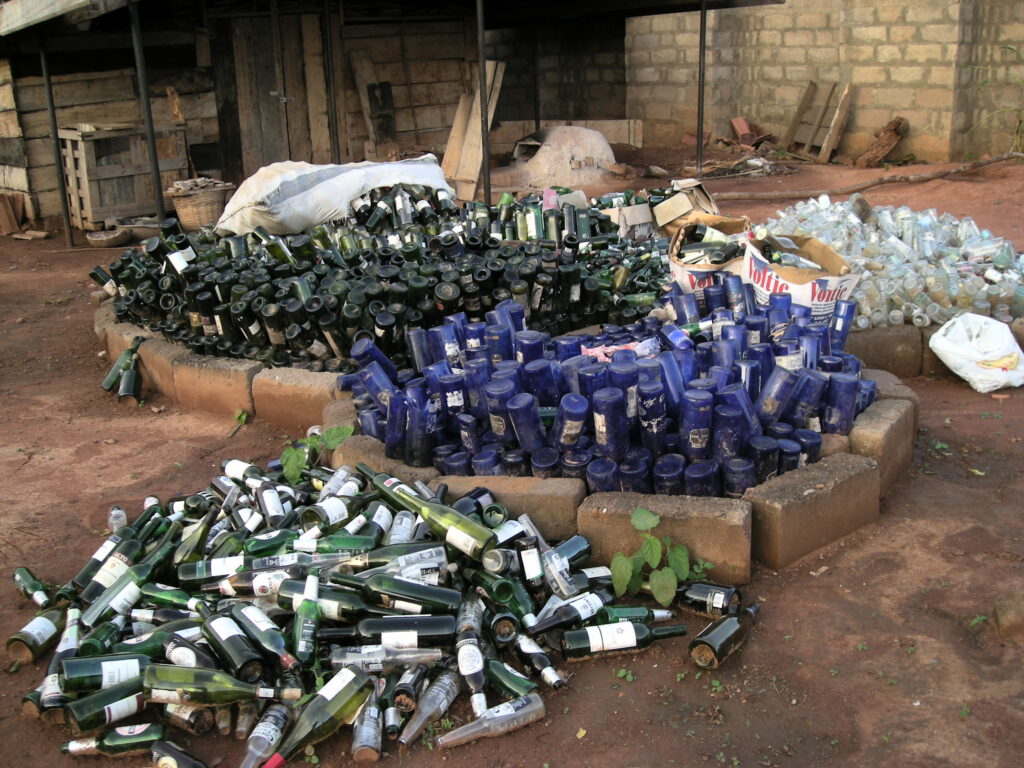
[{"left": 756, "top": 194, "right": 1024, "bottom": 328}]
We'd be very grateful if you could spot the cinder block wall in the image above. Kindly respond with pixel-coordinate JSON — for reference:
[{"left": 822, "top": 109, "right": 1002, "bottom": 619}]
[{"left": 626, "top": 0, "right": 1021, "bottom": 161}]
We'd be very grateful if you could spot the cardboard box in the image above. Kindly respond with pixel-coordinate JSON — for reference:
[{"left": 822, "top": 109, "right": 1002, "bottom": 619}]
[
  {"left": 607, "top": 202, "right": 655, "bottom": 240},
  {"left": 667, "top": 214, "right": 751, "bottom": 304},
  {"left": 742, "top": 234, "right": 860, "bottom": 321},
  {"left": 653, "top": 178, "right": 719, "bottom": 238}
]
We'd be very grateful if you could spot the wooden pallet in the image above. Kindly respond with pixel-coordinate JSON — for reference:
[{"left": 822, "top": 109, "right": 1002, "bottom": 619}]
[
  {"left": 781, "top": 81, "right": 854, "bottom": 163},
  {"left": 441, "top": 59, "right": 505, "bottom": 201}
]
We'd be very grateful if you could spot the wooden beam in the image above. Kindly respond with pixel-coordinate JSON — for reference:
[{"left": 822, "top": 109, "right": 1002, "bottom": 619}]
[
  {"left": 0, "top": 0, "right": 91, "bottom": 37},
  {"left": 802, "top": 82, "right": 835, "bottom": 155},
  {"left": 817, "top": 83, "right": 853, "bottom": 163},
  {"left": 781, "top": 81, "right": 815, "bottom": 150}
]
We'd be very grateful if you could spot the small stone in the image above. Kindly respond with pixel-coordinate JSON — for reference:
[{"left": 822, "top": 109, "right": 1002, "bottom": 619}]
[
  {"left": 819, "top": 433, "right": 849, "bottom": 457},
  {"left": 15, "top": 317, "right": 25, "bottom": 324},
  {"left": 103, "top": 438, "right": 117, "bottom": 445},
  {"left": 993, "top": 590, "right": 1024, "bottom": 643}
]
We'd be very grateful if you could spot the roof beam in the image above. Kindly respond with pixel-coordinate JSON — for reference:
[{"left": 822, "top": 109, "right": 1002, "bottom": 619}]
[{"left": 0, "top": 0, "right": 92, "bottom": 36}]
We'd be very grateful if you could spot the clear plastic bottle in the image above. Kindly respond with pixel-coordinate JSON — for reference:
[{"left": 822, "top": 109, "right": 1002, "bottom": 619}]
[{"left": 107, "top": 506, "right": 128, "bottom": 531}]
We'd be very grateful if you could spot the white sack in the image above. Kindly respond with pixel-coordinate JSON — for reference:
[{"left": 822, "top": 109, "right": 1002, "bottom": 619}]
[
  {"left": 928, "top": 313, "right": 1024, "bottom": 393},
  {"left": 215, "top": 155, "right": 454, "bottom": 236}
]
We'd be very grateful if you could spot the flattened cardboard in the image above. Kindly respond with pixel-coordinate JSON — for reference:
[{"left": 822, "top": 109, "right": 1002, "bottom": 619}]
[
  {"left": 653, "top": 178, "right": 719, "bottom": 228},
  {"left": 607, "top": 202, "right": 654, "bottom": 240}
]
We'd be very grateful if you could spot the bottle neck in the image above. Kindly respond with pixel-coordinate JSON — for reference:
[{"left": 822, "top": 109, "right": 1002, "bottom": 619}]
[{"left": 651, "top": 624, "right": 689, "bottom": 640}]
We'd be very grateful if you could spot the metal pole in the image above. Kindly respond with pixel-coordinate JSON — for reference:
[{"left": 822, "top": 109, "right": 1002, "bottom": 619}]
[
  {"left": 322, "top": 0, "right": 340, "bottom": 163},
  {"left": 129, "top": 1, "right": 166, "bottom": 220},
  {"left": 532, "top": 25, "right": 541, "bottom": 131},
  {"left": 40, "top": 43, "right": 74, "bottom": 248},
  {"left": 476, "top": 0, "right": 491, "bottom": 203},
  {"left": 695, "top": 0, "right": 707, "bottom": 179}
]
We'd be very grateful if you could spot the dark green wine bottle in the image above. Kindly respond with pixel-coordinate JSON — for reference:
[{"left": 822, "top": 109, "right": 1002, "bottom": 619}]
[
  {"left": 72, "top": 527, "right": 134, "bottom": 591},
  {"left": 675, "top": 582, "right": 742, "bottom": 618},
  {"left": 64, "top": 676, "right": 145, "bottom": 735},
  {"left": 142, "top": 664, "right": 302, "bottom": 707},
  {"left": 197, "top": 603, "right": 265, "bottom": 683},
  {"left": 13, "top": 567, "right": 51, "bottom": 608},
  {"left": 61, "top": 722, "right": 166, "bottom": 756},
  {"left": 229, "top": 602, "right": 301, "bottom": 672},
  {"left": 80, "top": 535, "right": 143, "bottom": 605},
  {"left": 78, "top": 614, "right": 129, "bottom": 656},
  {"left": 291, "top": 570, "right": 322, "bottom": 665},
  {"left": 101, "top": 336, "right": 144, "bottom": 391},
  {"left": 6, "top": 603, "right": 67, "bottom": 662},
  {"left": 331, "top": 572, "right": 462, "bottom": 613},
  {"left": 595, "top": 605, "right": 675, "bottom": 624},
  {"left": 60, "top": 653, "right": 151, "bottom": 693},
  {"left": 561, "top": 621, "right": 687, "bottom": 660},
  {"left": 688, "top": 603, "right": 759, "bottom": 670}
]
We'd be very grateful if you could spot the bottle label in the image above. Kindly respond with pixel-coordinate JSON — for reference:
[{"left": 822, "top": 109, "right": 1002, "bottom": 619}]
[
  {"left": 319, "top": 599, "right": 343, "bottom": 621},
  {"left": 380, "top": 630, "right": 418, "bottom": 650},
  {"left": 457, "top": 642, "right": 484, "bottom": 675},
  {"left": 115, "top": 724, "right": 152, "bottom": 735},
  {"left": 371, "top": 505, "right": 393, "bottom": 530},
  {"left": 626, "top": 386, "right": 638, "bottom": 418},
  {"left": 167, "top": 250, "right": 188, "bottom": 274},
  {"left": 493, "top": 519, "right": 524, "bottom": 544},
  {"left": 241, "top": 605, "right": 278, "bottom": 633},
  {"left": 515, "top": 635, "right": 544, "bottom": 654},
  {"left": 593, "top": 412, "right": 608, "bottom": 441},
  {"left": 559, "top": 419, "right": 583, "bottom": 443},
  {"left": 585, "top": 622, "right": 637, "bottom": 652},
  {"left": 519, "top": 548, "right": 543, "bottom": 581},
  {"left": 445, "top": 390, "right": 465, "bottom": 410},
  {"left": 108, "top": 581, "right": 143, "bottom": 615},
  {"left": 382, "top": 477, "right": 418, "bottom": 497},
  {"left": 252, "top": 571, "right": 288, "bottom": 597},
  {"left": 318, "top": 667, "right": 356, "bottom": 700},
  {"left": 93, "top": 552, "right": 131, "bottom": 588},
  {"left": 104, "top": 693, "right": 143, "bottom": 723},
  {"left": 581, "top": 566, "right": 611, "bottom": 579},
  {"left": 257, "top": 686, "right": 277, "bottom": 699},
  {"left": 210, "top": 556, "right": 246, "bottom": 577},
  {"left": 488, "top": 414, "right": 506, "bottom": 435},
  {"left": 209, "top": 616, "right": 244, "bottom": 641},
  {"left": 167, "top": 645, "right": 198, "bottom": 667},
  {"left": 391, "top": 599, "right": 423, "bottom": 614},
  {"left": 149, "top": 688, "right": 186, "bottom": 705},
  {"left": 91, "top": 537, "right": 119, "bottom": 564},
  {"left": 56, "top": 623, "right": 80, "bottom": 653},
  {"left": 569, "top": 592, "right": 604, "bottom": 618},
  {"left": 319, "top": 497, "right": 349, "bottom": 526},
  {"left": 40, "top": 672, "right": 62, "bottom": 702},
  {"left": 687, "top": 428, "right": 710, "bottom": 450},
  {"left": 250, "top": 719, "right": 283, "bottom": 743},
  {"left": 20, "top": 615, "right": 57, "bottom": 645},
  {"left": 101, "top": 658, "right": 141, "bottom": 688},
  {"left": 445, "top": 525, "right": 478, "bottom": 556},
  {"left": 486, "top": 696, "right": 531, "bottom": 718},
  {"left": 747, "top": 329, "right": 761, "bottom": 345},
  {"left": 66, "top": 738, "right": 99, "bottom": 755},
  {"left": 708, "top": 590, "right": 727, "bottom": 613},
  {"left": 165, "top": 702, "right": 201, "bottom": 719}
]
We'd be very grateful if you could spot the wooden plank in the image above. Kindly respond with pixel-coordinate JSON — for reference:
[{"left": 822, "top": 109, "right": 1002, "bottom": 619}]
[
  {"left": 232, "top": 17, "right": 265, "bottom": 178},
  {"left": 817, "top": 83, "right": 854, "bottom": 163},
  {"left": 210, "top": 16, "right": 243, "bottom": 184},
  {"left": 20, "top": 100, "right": 141, "bottom": 139},
  {"left": 441, "top": 91, "right": 473, "bottom": 178},
  {"left": 348, "top": 52, "right": 381, "bottom": 144},
  {"left": 195, "top": 30, "right": 212, "bottom": 69},
  {"left": 0, "top": 59, "right": 12, "bottom": 86},
  {"left": 0, "top": 165, "right": 29, "bottom": 191},
  {"left": 0, "top": 195, "right": 18, "bottom": 234},
  {"left": 802, "top": 82, "right": 835, "bottom": 155},
  {"left": 281, "top": 14, "right": 312, "bottom": 162},
  {"left": 0, "top": 0, "right": 90, "bottom": 36},
  {"left": 14, "top": 73, "right": 135, "bottom": 113},
  {"left": 328, "top": 11, "right": 350, "bottom": 161},
  {"left": 781, "top": 81, "right": 816, "bottom": 150},
  {"left": 453, "top": 60, "right": 504, "bottom": 201},
  {"left": 301, "top": 14, "right": 331, "bottom": 165},
  {"left": 0, "top": 137, "right": 26, "bottom": 166}
]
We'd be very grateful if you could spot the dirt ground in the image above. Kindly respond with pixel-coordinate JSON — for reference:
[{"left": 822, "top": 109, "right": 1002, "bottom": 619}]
[{"left": 1, "top": 157, "right": 1022, "bottom": 768}]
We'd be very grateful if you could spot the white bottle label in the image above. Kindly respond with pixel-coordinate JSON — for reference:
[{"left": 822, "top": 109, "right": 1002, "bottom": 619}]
[
  {"left": 493, "top": 519, "right": 525, "bottom": 544},
  {"left": 593, "top": 412, "right": 608, "bottom": 441},
  {"left": 241, "top": 605, "right": 278, "bottom": 633},
  {"left": 148, "top": 688, "right": 185, "bottom": 705},
  {"left": 93, "top": 553, "right": 131, "bottom": 588},
  {"left": 319, "top": 497, "right": 349, "bottom": 526},
  {"left": 108, "top": 582, "right": 142, "bottom": 615},
  {"left": 445, "top": 525, "right": 478, "bottom": 556},
  {"left": 519, "top": 548, "right": 543, "bottom": 581},
  {"left": 91, "top": 538, "right": 118, "bottom": 563},
  {"left": 391, "top": 599, "right": 423, "bottom": 614},
  {"left": 210, "top": 556, "right": 246, "bottom": 576},
  {"left": 560, "top": 419, "right": 583, "bottom": 443},
  {"left": 167, "top": 645, "right": 198, "bottom": 667},
  {"left": 581, "top": 566, "right": 612, "bottom": 579},
  {"left": 115, "top": 723, "right": 152, "bottom": 736},
  {"left": 104, "top": 693, "right": 143, "bottom": 723},
  {"left": 318, "top": 668, "right": 356, "bottom": 700},
  {"left": 20, "top": 615, "right": 57, "bottom": 645},
  {"left": 371, "top": 505, "right": 393, "bottom": 530},
  {"left": 209, "top": 616, "right": 244, "bottom": 641},
  {"left": 101, "top": 658, "right": 141, "bottom": 688},
  {"left": 380, "top": 630, "right": 418, "bottom": 650},
  {"left": 585, "top": 622, "right": 637, "bottom": 652},
  {"left": 251, "top": 719, "right": 283, "bottom": 743},
  {"left": 569, "top": 592, "right": 604, "bottom": 619},
  {"left": 457, "top": 643, "right": 484, "bottom": 675}
]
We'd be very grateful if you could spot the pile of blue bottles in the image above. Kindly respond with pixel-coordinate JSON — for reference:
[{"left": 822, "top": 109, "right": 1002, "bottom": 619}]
[{"left": 341, "top": 280, "right": 875, "bottom": 500}]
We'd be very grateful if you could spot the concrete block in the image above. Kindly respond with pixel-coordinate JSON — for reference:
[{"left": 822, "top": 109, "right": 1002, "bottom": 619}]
[
  {"left": 820, "top": 433, "right": 850, "bottom": 457},
  {"left": 137, "top": 339, "right": 190, "bottom": 402},
  {"left": 920, "top": 325, "right": 956, "bottom": 379},
  {"left": 844, "top": 326, "right": 922, "bottom": 379},
  {"left": 993, "top": 590, "right": 1024, "bottom": 644},
  {"left": 173, "top": 354, "right": 262, "bottom": 417},
  {"left": 322, "top": 396, "right": 360, "bottom": 432},
  {"left": 252, "top": 368, "right": 340, "bottom": 430},
  {"left": 577, "top": 493, "right": 752, "bottom": 586},
  {"left": 331, "top": 435, "right": 439, "bottom": 487},
  {"left": 744, "top": 453, "right": 880, "bottom": 571},
  {"left": 431, "top": 476, "right": 586, "bottom": 544},
  {"left": 861, "top": 368, "right": 920, "bottom": 429},
  {"left": 92, "top": 301, "right": 118, "bottom": 343},
  {"left": 848, "top": 399, "right": 916, "bottom": 496},
  {"left": 89, "top": 290, "right": 109, "bottom": 306},
  {"left": 104, "top": 322, "right": 157, "bottom": 362}
]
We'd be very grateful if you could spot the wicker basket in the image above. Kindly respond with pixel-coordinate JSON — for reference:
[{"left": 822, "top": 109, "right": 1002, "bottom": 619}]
[{"left": 170, "top": 186, "right": 233, "bottom": 232}]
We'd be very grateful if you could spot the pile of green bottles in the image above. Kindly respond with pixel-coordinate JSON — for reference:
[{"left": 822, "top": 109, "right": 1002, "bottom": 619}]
[
  {"left": 7, "top": 450, "right": 758, "bottom": 766},
  {"left": 88, "top": 184, "right": 680, "bottom": 373}
]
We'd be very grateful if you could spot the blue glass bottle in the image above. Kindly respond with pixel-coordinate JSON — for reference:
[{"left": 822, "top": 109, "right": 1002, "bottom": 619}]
[
  {"left": 674, "top": 346, "right": 698, "bottom": 387},
  {"left": 405, "top": 327, "right": 433, "bottom": 372},
  {"left": 768, "top": 291, "right": 792, "bottom": 314},
  {"left": 716, "top": 382, "right": 763, "bottom": 443},
  {"left": 352, "top": 337, "right": 398, "bottom": 383},
  {"left": 551, "top": 393, "right": 590, "bottom": 450},
  {"left": 586, "top": 458, "right": 619, "bottom": 493},
  {"left": 429, "top": 324, "right": 462, "bottom": 368},
  {"left": 530, "top": 446, "right": 561, "bottom": 479},
  {"left": 637, "top": 380, "right": 669, "bottom": 456},
  {"left": 421, "top": 360, "right": 454, "bottom": 397},
  {"left": 745, "top": 342, "right": 776, "bottom": 393},
  {"left": 636, "top": 357, "right": 663, "bottom": 385},
  {"left": 733, "top": 359, "right": 760, "bottom": 402},
  {"left": 442, "top": 451, "right": 472, "bottom": 476},
  {"left": 704, "top": 284, "right": 726, "bottom": 312},
  {"left": 829, "top": 300, "right": 856, "bottom": 352},
  {"left": 856, "top": 379, "right": 877, "bottom": 413},
  {"left": 464, "top": 321, "right": 488, "bottom": 351},
  {"left": 767, "top": 307, "right": 789, "bottom": 341},
  {"left": 358, "top": 408, "right": 384, "bottom": 441},
  {"left": 799, "top": 333, "right": 820, "bottom": 370},
  {"left": 608, "top": 362, "right": 641, "bottom": 433},
  {"left": 501, "top": 450, "right": 529, "bottom": 477},
  {"left": 484, "top": 378, "right": 517, "bottom": 444},
  {"left": 766, "top": 421, "right": 795, "bottom": 441},
  {"left": 720, "top": 325, "right": 747, "bottom": 361},
  {"left": 822, "top": 373, "right": 859, "bottom": 435},
  {"left": 724, "top": 274, "right": 746, "bottom": 312},
  {"left": 358, "top": 362, "right": 399, "bottom": 416},
  {"left": 592, "top": 387, "right": 630, "bottom": 462},
  {"left": 688, "top": 377, "right": 718, "bottom": 397},
  {"left": 578, "top": 364, "right": 609, "bottom": 401},
  {"left": 652, "top": 454, "right": 686, "bottom": 495},
  {"left": 781, "top": 368, "right": 829, "bottom": 429},
  {"left": 471, "top": 448, "right": 502, "bottom": 476},
  {"left": 384, "top": 392, "right": 410, "bottom": 460},
  {"left": 722, "top": 457, "right": 756, "bottom": 498},
  {"left": 463, "top": 358, "right": 492, "bottom": 420},
  {"left": 748, "top": 436, "right": 779, "bottom": 484},
  {"left": 680, "top": 389, "right": 714, "bottom": 462},
  {"left": 817, "top": 355, "right": 844, "bottom": 374},
  {"left": 484, "top": 324, "right": 514, "bottom": 364},
  {"left": 684, "top": 459, "right": 721, "bottom": 497},
  {"left": 840, "top": 353, "right": 861, "bottom": 377},
  {"left": 524, "top": 359, "right": 562, "bottom": 407},
  {"left": 711, "top": 405, "right": 744, "bottom": 463},
  {"left": 560, "top": 448, "right": 593, "bottom": 480},
  {"left": 619, "top": 459, "right": 652, "bottom": 493},
  {"left": 507, "top": 392, "right": 549, "bottom": 455},
  {"left": 777, "top": 439, "right": 802, "bottom": 474},
  {"left": 675, "top": 293, "right": 701, "bottom": 324},
  {"left": 433, "top": 444, "right": 458, "bottom": 473},
  {"left": 404, "top": 399, "right": 432, "bottom": 468},
  {"left": 437, "top": 373, "right": 467, "bottom": 420},
  {"left": 456, "top": 412, "right": 482, "bottom": 455},
  {"left": 514, "top": 330, "right": 546, "bottom": 364},
  {"left": 706, "top": 366, "right": 733, "bottom": 392},
  {"left": 656, "top": 351, "right": 685, "bottom": 419},
  {"left": 560, "top": 354, "right": 591, "bottom": 395},
  {"left": 755, "top": 366, "right": 799, "bottom": 425},
  {"left": 710, "top": 339, "right": 736, "bottom": 371},
  {"left": 694, "top": 342, "right": 714, "bottom": 377},
  {"left": 792, "top": 428, "right": 822, "bottom": 464},
  {"left": 744, "top": 314, "right": 768, "bottom": 346},
  {"left": 658, "top": 323, "right": 694, "bottom": 351},
  {"left": 610, "top": 349, "right": 638, "bottom": 364},
  {"left": 554, "top": 335, "right": 582, "bottom": 361}
]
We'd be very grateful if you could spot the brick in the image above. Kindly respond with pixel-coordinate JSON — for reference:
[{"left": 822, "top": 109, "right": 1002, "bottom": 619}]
[
  {"left": 888, "top": 26, "right": 919, "bottom": 43},
  {"left": 93, "top": 301, "right": 118, "bottom": 343},
  {"left": 850, "top": 27, "right": 887, "bottom": 44},
  {"left": 820, "top": 433, "right": 850, "bottom": 457},
  {"left": 876, "top": 7, "right": 904, "bottom": 23},
  {"left": 918, "top": 24, "right": 958, "bottom": 43},
  {"left": 89, "top": 290, "right": 108, "bottom": 306},
  {"left": 889, "top": 66, "right": 927, "bottom": 84},
  {"left": 331, "top": 434, "right": 439, "bottom": 486},
  {"left": 322, "top": 396, "right": 359, "bottom": 432},
  {"left": 860, "top": 368, "right": 920, "bottom": 428},
  {"left": 851, "top": 65, "right": 888, "bottom": 83},
  {"left": 848, "top": 399, "right": 916, "bottom": 497},
  {"left": 431, "top": 476, "right": 585, "bottom": 543},
  {"left": 744, "top": 454, "right": 880, "bottom": 571},
  {"left": 993, "top": 590, "right": 1024, "bottom": 643},
  {"left": 577, "top": 493, "right": 751, "bottom": 585},
  {"left": 137, "top": 339, "right": 190, "bottom": 402},
  {"left": 906, "top": 6, "right": 948, "bottom": 24},
  {"left": 784, "top": 30, "right": 814, "bottom": 47},
  {"left": 651, "top": 14, "right": 677, "bottom": 33},
  {"left": 843, "top": 326, "right": 922, "bottom": 378},
  {"left": 904, "top": 43, "right": 944, "bottom": 62},
  {"left": 252, "top": 368, "right": 339, "bottom": 431},
  {"left": 173, "top": 354, "right": 262, "bottom": 417}
]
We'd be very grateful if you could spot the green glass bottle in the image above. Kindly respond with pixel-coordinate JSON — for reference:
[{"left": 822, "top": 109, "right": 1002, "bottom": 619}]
[
  {"left": 72, "top": 527, "right": 134, "bottom": 591},
  {"left": 197, "top": 603, "right": 265, "bottom": 683},
  {"left": 561, "top": 621, "right": 688, "bottom": 660},
  {"left": 40, "top": 603, "right": 82, "bottom": 709},
  {"left": 150, "top": 740, "right": 208, "bottom": 768},
  {"left": 78, "top": 614, "right": 129, "bottom": 656},
  {"left": 79, "top": 535, "right": 143, "bottom": 605},
  {"left": 277, "top": 580, "right": 395, "bottom": 621},
  {"left": 260, "top": 666, "right": 373, "bottom": 768},
  {"left": 482, "top": 640, "right": 537, "bottom": 700},
  {"left": 64, "top": 676, "right": 145, "bottom": 735},
  {"left": 6, "top": 603, "right": 67, "bottom": 662},
  {"left": 142, "top": 664, "right": 302, "bottom": 707},
  {"left": 331, "top": 572, "right": 462, "bottom": 614},
  {"left": 243, "top": 528, "right": 298, "bottom": 557},
  {"left": 61, "top": 722, "right": 166, "bottom": 756},
  {"left": 202, "top": 566, "right": 302, "bottom": 597},
  {"left": 291, "top": 533, "right": 377, "bottom": 555},
  {"left": 139, "top": 582, "right": 207, "bottom": 611},
  {"left": 674, "top": 582, "right": 742, "bottom": 618},
  {"left": 688, "top": 603, "right": 759, "bottom": 670},
  {"left": 229, "top": 603, "right": 301, "bottom": 672},
  {"left": 101, "top": 336, "right": 144, "bottom": 391},
  {"left": 356, "top": 464, "right": 495, "bottom": 559},
  {"left": 13, "top": 567, "right": 51, "bottom": 608},
  {"left": 173, "top": 505, "right": 217, "bottom": 566},
  {"left": 111, "top": 619, "right": 203, "bottom": 658},
  {"left": 596, "top": 605, "right": 675, "bottom": 624},
  {"left": 291, "top": 570, "right": 322, "bottom": 665},
  {"left": 60, "top": 652, "right": 151, "bottom": 693}
]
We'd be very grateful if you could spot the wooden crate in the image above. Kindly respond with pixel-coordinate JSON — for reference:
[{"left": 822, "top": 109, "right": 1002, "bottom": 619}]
[{"left": 57, "top": 122, "right": 188, "bottom": 230}]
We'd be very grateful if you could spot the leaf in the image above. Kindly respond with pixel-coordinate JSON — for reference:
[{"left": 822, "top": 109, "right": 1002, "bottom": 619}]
[
  {"left": 627, "top": 555, "right": 647, "bottom": 595},
  {"left": 967, "top": 468, "right": 986, "bottom": 476},
  {"left": 637, "top": 533, "right": 663, "bottom": 569},
  {"left": 649, "top": 566, "right": 678, "bottom": 607},
  {"left": 631, "top": 507, "right": 661, "bottom": 532},
  {"left": 321, "top": 425, "right": 355, "bottom": 451},
  {"left": 610, "top": 552, "right": 634, "bottom": 596},
  {"left": 667, "top": 544, "right": 690, "bottom": 581},
  {"left": 227, "top": 409, "right": 248, "bottom": 438},
  {"left": 281, "top": 445, "right": 307, "bottom": 486},
  {"left": 576, "top": 727, "right": 587, "bottom": 739}
]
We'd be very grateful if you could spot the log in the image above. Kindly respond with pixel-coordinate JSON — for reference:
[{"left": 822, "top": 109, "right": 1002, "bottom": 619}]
[
  {"left": 855, "top": 117, "right": 910, "bottom": 168},
  {"left": 713, "top": 152, "right": 1024, "bottom": 201}
]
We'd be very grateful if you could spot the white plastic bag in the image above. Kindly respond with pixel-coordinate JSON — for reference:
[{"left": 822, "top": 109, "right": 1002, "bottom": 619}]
[
  {"left": 929, "top": 313, "right": 1024, "bottom": 393},
  {"left": 215, "top": 155, "right": 453, "bottom": 236}
]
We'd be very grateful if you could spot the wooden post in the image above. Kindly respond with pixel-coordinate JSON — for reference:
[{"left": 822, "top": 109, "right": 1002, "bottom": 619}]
[
  {"left": 39, "top": 42, "right": 74, "bottom": 246},
  {"left": 128, "top": 0, "right": 166, "bottom": 220},
  {"left": 695, "top": 0, "right": 707, "bottom": 179},
  {"left": 476, "top": 0, "right": 491, "bottom": 204}
]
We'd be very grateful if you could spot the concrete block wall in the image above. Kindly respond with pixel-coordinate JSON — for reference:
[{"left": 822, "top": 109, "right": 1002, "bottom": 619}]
[{"left": 625, "top": 0, "right": 1020, "bottom": 161}]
